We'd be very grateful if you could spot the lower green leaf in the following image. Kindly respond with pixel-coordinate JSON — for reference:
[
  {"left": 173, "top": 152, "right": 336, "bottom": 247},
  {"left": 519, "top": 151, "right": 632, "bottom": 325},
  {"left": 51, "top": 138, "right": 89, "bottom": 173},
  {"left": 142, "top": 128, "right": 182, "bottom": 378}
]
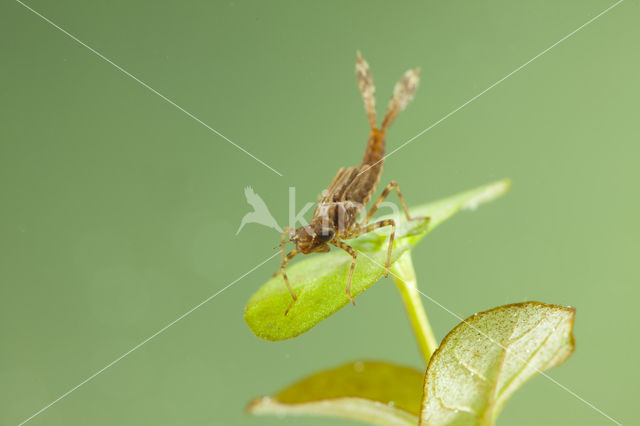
[
  {"left": 420, "top": 302, "right": 576, "bottom": 426},
  {"left": 247, "top": 361, "right": 424, "bottom": 426}
]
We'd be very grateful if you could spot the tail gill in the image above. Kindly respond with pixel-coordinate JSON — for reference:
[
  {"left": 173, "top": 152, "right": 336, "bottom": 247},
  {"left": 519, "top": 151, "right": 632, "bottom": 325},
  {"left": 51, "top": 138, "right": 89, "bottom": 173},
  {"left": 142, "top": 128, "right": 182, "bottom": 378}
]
[{"left": 355, "top": 52, "right": 420, "bottom": 166}]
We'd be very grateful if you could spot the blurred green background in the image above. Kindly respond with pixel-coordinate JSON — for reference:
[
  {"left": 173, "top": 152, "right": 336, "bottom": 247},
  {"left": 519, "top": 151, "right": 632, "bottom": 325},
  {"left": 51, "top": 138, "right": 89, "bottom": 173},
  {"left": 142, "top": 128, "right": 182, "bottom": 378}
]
[{"left": 1, "top": 0, "right": 637, "bottom": 425}]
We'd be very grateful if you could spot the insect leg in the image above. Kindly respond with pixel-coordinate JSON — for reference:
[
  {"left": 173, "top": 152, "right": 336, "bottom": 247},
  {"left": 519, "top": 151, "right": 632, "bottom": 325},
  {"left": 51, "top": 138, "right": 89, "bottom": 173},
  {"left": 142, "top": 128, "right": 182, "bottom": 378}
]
[
  {"left": 275, "top": 229, "right": 301, "bottom": 314},
  {"left": 363, "top": 181, "right": 430, "bottom": 225},
  {"left": 279, "top": 249, "right": 299, "bottom": 315},
  {"left": 331, "top": 240, "right": 358, "bottom": 305},
  {"left": 354, "top": 219, "right": 396, "bottom": 278}
]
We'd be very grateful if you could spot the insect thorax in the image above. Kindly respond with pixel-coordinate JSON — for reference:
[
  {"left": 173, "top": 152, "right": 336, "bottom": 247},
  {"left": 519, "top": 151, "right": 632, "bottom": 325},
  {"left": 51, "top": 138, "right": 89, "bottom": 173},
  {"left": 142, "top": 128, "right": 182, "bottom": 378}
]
[{"left": 313, "top": 200, "right": 363, "bottom": 235}]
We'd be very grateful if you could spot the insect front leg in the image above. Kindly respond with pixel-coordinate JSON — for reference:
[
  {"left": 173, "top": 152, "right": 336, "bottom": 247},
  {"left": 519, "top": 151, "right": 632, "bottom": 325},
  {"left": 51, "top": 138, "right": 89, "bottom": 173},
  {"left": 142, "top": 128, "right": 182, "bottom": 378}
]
[
  {"left": 331, "top": 240, "right": 358, "bottom": 306},
  {"left": 275, "top": 228, "right": 300, "bottom": 314},
  {"left": 278, "top": 249, "right": 299, "bottom": 315},
  {"left": 279, "top": 249, "right": 299, "bottom": 293},
  {"left": 364, "top": 181, "right": 430, "bottom": 224}
]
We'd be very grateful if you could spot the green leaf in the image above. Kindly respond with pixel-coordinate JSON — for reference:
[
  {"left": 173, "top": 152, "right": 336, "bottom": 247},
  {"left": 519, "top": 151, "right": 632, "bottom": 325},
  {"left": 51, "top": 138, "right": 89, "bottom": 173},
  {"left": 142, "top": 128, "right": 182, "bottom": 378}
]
[
  {"left": 245, "top": 179, "right": 510, "bottom": 341},
  {"left": 247, "top": 361, "right": 424, "bottom": 426},
  {"left": 420, "top": 302, "right": 576, "bottom": 426}
]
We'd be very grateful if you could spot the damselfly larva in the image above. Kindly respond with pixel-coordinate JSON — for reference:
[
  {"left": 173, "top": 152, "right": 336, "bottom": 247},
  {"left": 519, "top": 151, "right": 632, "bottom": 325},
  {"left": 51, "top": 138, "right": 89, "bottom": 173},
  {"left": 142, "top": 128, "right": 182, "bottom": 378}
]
[{"left": 277, "top": 52, "right": 429, "bottom": 313}]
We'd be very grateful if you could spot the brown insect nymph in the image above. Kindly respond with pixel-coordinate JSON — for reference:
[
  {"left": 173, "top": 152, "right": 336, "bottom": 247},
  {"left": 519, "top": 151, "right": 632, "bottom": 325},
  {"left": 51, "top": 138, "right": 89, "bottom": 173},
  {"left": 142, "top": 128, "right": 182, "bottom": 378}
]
[{"left": 277, "top": 52, "right": 429, "bottom": 313}]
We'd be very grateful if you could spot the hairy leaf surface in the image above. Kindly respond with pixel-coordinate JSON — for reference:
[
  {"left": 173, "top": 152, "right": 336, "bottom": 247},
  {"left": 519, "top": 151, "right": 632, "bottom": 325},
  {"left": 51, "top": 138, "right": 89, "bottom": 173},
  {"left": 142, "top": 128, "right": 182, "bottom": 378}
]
[{"left": 420, "top": 302, "right": 576, "bottom": 426}]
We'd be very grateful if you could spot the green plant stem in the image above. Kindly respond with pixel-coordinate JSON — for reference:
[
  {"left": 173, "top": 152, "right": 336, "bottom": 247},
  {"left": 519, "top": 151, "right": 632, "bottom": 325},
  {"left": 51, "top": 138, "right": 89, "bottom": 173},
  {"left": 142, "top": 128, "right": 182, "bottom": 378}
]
[{"left": 390, "top": 251, "right": 438, "bottom": 365}]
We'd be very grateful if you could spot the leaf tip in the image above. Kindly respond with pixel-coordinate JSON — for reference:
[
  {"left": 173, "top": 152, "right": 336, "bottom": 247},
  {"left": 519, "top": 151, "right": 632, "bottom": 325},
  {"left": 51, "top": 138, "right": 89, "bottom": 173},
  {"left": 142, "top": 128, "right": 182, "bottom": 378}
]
[
  {"left": 462, "top": 178, "right": 511, "bottom": 211},
  {"left": 246, "top": 396, "right": 273, "bottom": 415}
]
